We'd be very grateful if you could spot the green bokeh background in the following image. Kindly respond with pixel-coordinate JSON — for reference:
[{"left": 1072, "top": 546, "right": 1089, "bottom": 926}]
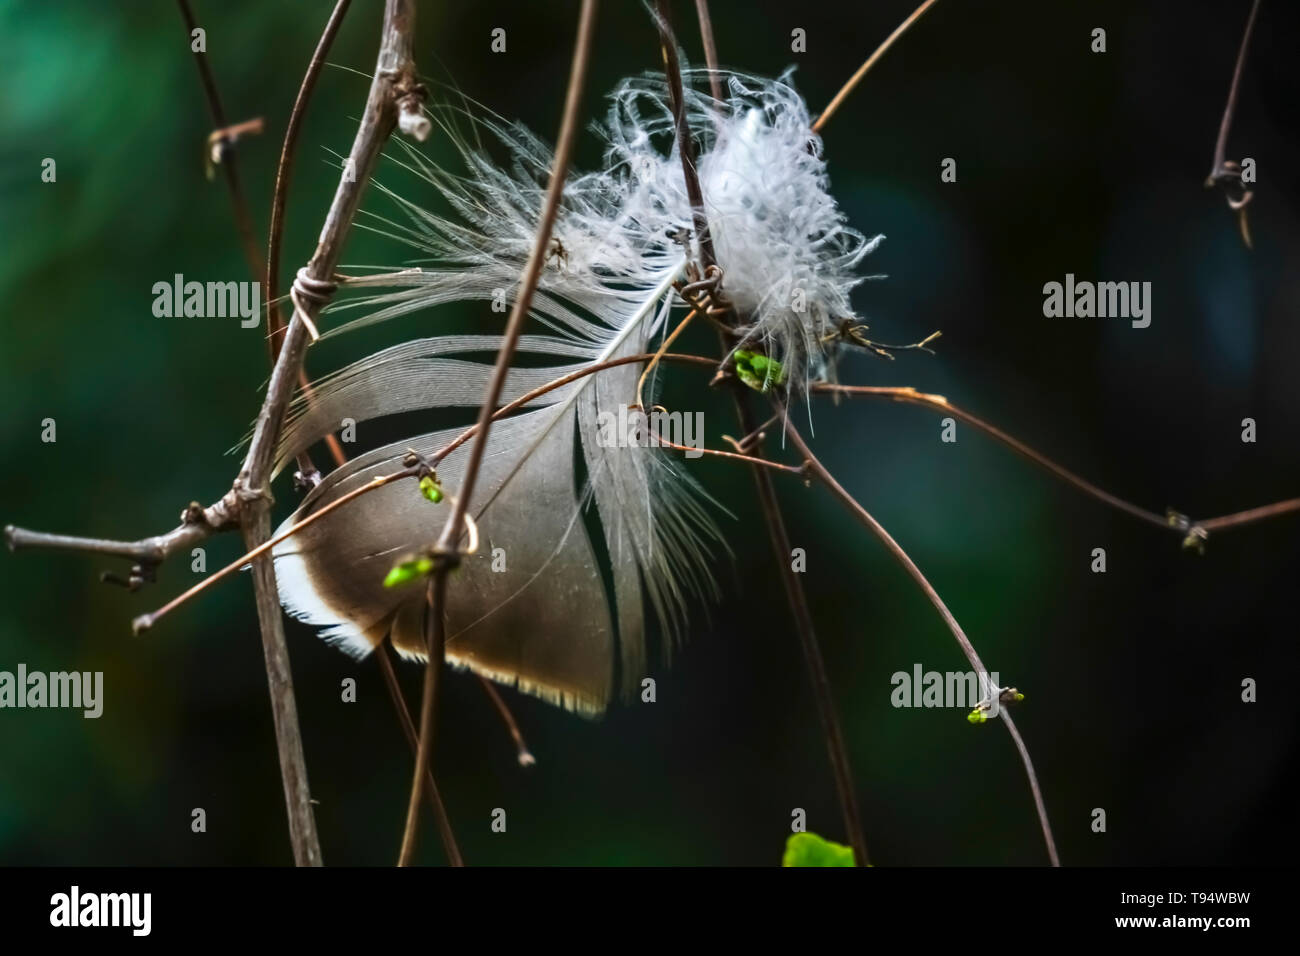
[{"left": 1, "top": 0, "right": 1297, "bottom": 865}]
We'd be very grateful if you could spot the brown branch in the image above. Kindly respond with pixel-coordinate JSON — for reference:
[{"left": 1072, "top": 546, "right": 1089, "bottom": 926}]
[
  {"left": 813, "top": 383, "right": 1299, "bottom": 542},
  {"left": 813, "top": 0, "right": 941, "bottom": 134},
  {"left": 1199, "top": 497, "right": 1300, "bottom": 533},
  {"left": 177, "top": 0, "right": 331, "bottom": 480},
  {"left": 779, "top": 412, "right": 1060, "bottom": 866},
  {"left": 376, "top": 639, "right": 464, "bottom": 865},
  {"left": 397, "top": 0, "right": 599, "bottom": 867},
  {"left": 657, "top": 435, "right": 807, "bottom": 474},
  {"left": 267, "top": 0, "right": 354, "bottom": 362},
  {"left": 1000, "top": 711, "right": 1059, "bottom": 866},
  {"left": 255, "top": 0, "right": 463, "bottom": 864},
  {"left": 653, "top": 0, "right": 716, "bottom": 270},
  {"left": 1207, "top": 0, "right": 1262, "bottom": 180},
  {"left": 5, "top": 496, "right": 236, "bottom": 567},
  {"left": 692, "top": 0, "right": 724, "bottom": 104},
  {"left": 176, "top": 0, "right": 264, "bottom": 278},
  {"left": 476, "top": 676, "right": 536, "bottom": 767},
  {"left": 231, "top": 0, "right": 426, "bottom": 868},
  {"left": 1205, "top": 0, "right": 1262, "bottom": 249}
]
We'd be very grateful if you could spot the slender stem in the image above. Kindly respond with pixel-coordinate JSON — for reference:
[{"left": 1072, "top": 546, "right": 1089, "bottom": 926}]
[
  {"left": 813, "top": 0, "right": 941, "bottom": 134},
  {"left": 477, "top": 676, "right": 536, "bottom": 767},
  {"left": 1199, "top": 497, "right": 1300, "bottom": 533},
  {"left": 1000, "top": 711, "right": 1059, "bottom": 866},
  {"left": 133, "top": 472, "right": 412, "bottom": 634},
  {"left": 814, "top": 384, "right": 1170, "bottom": 528},
  {"left": 398, "top": 0, "right": 600, "bottom": 867},
  {"left": 780, "top": 414, "right": 1059, "bottom": 865},
  {"left": 240, "top": 507, "right": 322, "bottom": 865},
  {"left": 395, "top": 583, "right": 455, "bottom": 868},
  {"left": 375, "top": 644, "right": 465, "bottom": 863},
  {"left": 657, "top": 435, "right": 805, "bottom": 474},
  {"left": 636, "top": 308, "right": 698, "bottom": 409},
  {"left": 747, "top": 394, "right": 870, "bottom": 866},
  {"left": 5, "top": 495, "right": 236, "bottom": 565},
  {"left": 176, "top": 0, "right": 328, "bottom": 477},
  {"left": 813, "top": 383, "right": 1300, "bottom": 539},
  {"left": 267, "top": 0, "right": 353, "bottom": 360},
  {"left": 267, "top": 0, "right": 355, "bottom": 474},
  {"left": 692, "top": 0, "right": 724, "bottom": 103},
  {"left": 1207, "top": 0, "right": 1262, "bottom": 182},
  {"left": 653, "top": 0, "right": 716, "bottom": 269},
  {"left": 175, "top": 0, "right": 264, "bottom": 280},
  {"left": 377, "top": 654, "right": 467, "bottom": 864}
]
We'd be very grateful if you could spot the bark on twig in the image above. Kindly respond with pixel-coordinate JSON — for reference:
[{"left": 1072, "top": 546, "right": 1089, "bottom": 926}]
[{"left": 228, "top": 0, "right": 427, "bottom": 868}]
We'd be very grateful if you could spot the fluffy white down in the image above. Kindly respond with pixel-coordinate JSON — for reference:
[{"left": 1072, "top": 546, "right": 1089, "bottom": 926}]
[
  {"left": 358, "top": 70, "right": 882, "bottom": 392},
  {"left": 593, "top": 69, "right": 884, "bottom": 389}
]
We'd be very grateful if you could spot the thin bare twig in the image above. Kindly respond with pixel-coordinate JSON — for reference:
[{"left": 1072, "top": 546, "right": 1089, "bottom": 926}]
[
  {"left": 176, "top": 0, "right": 264, "bottom": 278},
  {"left": 654, "top": 0, "right": 716, "bottom": 270},
  {"left": 397, "top": 0, "right": 600, "bottom": 867},
  {"left": 1205, "top": 0, "right": 1262, "bottom": 249},
  {"left": 267, "top": 0, "right": 354, "bottom": 361},
  {"left": 780, "top": 413, "right": 1060, "bottom": 866},
  {"left": 813, "top": 383, "right": 1300, "bottom": 543},
  {"left": 256, "top": 0, "right": 465, "bottom": 865},
  {"left": 1198, "top": 498, "right": 1300, "bottom": 533},
  {"left": 376, "top": 635, "right": 464, "bottom": 866},
  {"left": 1000, "top": 711, "right": 1059, "bottom": 866},
  {"left": 5, "top": 497, "right": 236, "bottom": 567},
  {"left": 477, "top": 676, "right": 536, "bottom": 767},
  {"left": 813, "top": 0, "right": 941, "bottom": 134},
  {"left": 692, "top": 0, "right": 724, "bottom": 103}
]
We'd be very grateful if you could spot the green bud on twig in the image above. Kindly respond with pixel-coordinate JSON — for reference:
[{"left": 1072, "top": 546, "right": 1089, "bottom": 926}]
[
  {"left": 733, "top": 350, "right": 786, "bottom": 393},
  {"left": 383, "top": 555, "right": 435, "bottom": 588}
]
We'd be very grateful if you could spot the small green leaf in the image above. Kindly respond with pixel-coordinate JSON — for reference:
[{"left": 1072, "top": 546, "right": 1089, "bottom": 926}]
[
  {"left": 734, "top": 350, "right": 786, "bottom": 392},
  {"left": 383, "top": 556, "right": 435, "bottom": 588},
  {"left": 782, "top": 832, "right": 855, "bottom": 867},
  {"left": 418, "top": 474, "right": 444, "bottom": 503}
]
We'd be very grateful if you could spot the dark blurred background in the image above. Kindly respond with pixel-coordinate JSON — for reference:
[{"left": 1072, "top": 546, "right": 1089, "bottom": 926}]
[{"left": 1, "top": 0, "right": 1297, "bottom": 866}]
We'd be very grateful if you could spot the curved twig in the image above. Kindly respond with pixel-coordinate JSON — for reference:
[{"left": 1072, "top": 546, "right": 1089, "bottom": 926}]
[
  {"left": 813, "top": 0, "right": 941, "bottom": 133},
  {"left": 779, "top": 410, "right": 1060, "bottom": 866}
]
